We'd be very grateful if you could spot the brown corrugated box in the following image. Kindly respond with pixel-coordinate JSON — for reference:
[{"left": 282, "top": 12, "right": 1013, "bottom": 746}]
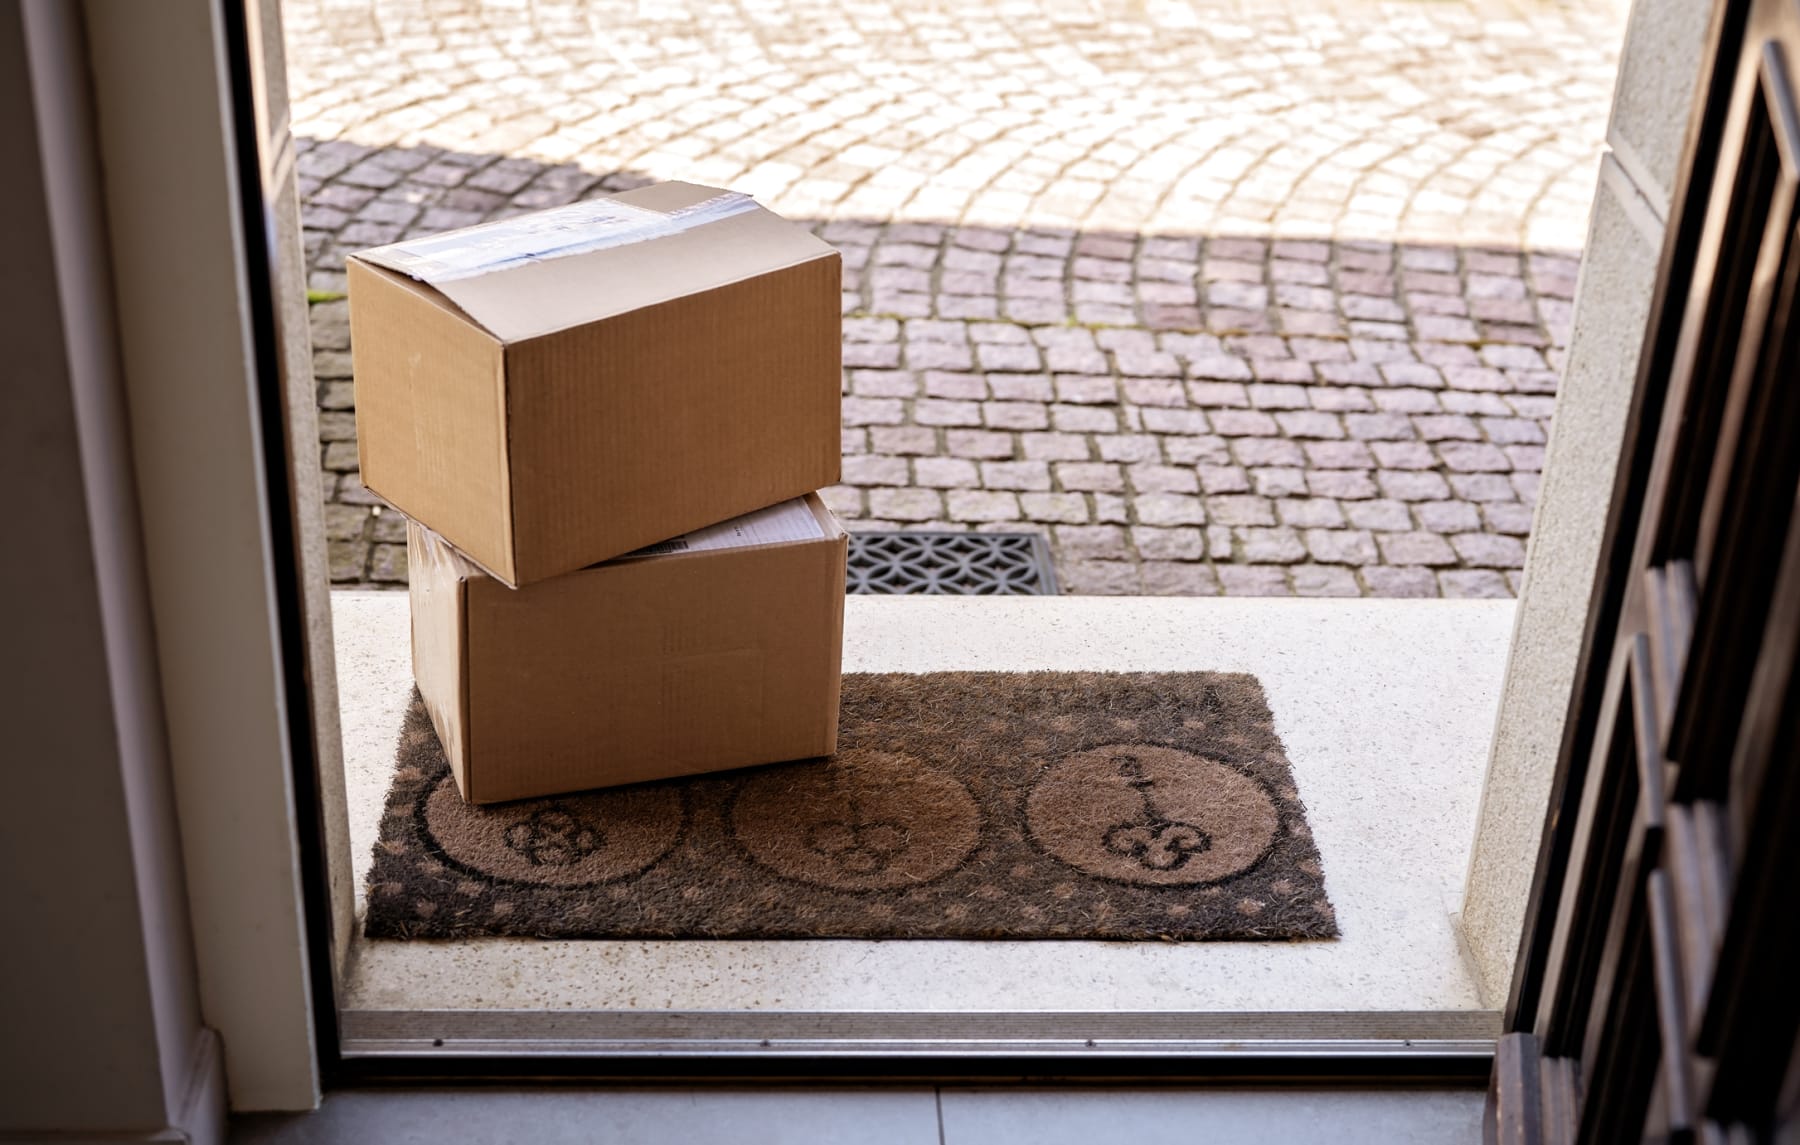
[
  {"left": 408, "top": 494, "right": 847, "bottom": 803},
  {"left": 348, "top": 181, "right": 842, "bottom": 588}
]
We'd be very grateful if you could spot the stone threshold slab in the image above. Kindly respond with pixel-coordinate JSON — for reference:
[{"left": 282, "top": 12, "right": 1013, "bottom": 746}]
[{"left": 331, "top": 593, "right": 1513, "bottom": 1014}]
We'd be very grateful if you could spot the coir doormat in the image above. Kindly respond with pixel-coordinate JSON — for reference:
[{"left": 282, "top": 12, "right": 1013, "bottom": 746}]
[{"left": 363, "top": 672, "right": 1338, "bottom": 942}]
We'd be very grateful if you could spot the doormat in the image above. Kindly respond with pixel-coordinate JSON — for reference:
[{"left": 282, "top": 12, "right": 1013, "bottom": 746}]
[{"left": 363, "top": 672, "right": 1338, "bottom": 942}]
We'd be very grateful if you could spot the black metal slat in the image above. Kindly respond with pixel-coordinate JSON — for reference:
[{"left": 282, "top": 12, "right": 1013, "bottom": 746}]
[
  {"left": 1773, "top": 1019, "right": 1800, "bottom": 1138},
  {"left": 1647, "top": 871, "right": 1698, "bottom": 1137},
  {"left": 1661, "top": 804, "right": 1729, "bottom": 1031},
  {"left": 1490, "top": 1034, "right": 1547, "bottom": 1145},
  {"left": 1654, "top": 38, "right": 1788, "bottom": 570},
  {"left": 1542, "top": 649, "right": 1642, "bottom": 1058},
  {"left": 1575, "top": 651, "right": 1669, "bottom": 1140},
  {"left": 1487, "top": 1035, "right": 1580, "bottom": 1145},
  {"left": 1670, "top": 42, "right": 1800, "bottom": 790},
  {"left": 1645, "top": 561, "right": 1697, "bottom": 754},
  {"left": 1700, "top": 485, "right": 1800, "bottom": 1122},
  {"left": 1628, "top": 638, "right": 1671, "bottom": 854},
  {"left": 1540, "top": 1054, "right": 1582, "bottom": 1145},
  {"left": 1567, "top": 650, "right": 1688, "bottom": 1141},
  {"left": 1705, "top": 756, "right": 1800, "bottom": 1120},
  {"left": 1578, "top": 912, "right": 1661, "bottom": 1145}
]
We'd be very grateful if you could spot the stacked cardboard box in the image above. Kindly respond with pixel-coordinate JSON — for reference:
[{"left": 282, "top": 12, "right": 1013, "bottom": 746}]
[{"left": 348, "top": 182, "right": 848, "bottom": 803}]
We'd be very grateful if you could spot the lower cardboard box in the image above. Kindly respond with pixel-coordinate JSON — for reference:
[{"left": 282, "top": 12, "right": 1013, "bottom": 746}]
[{"left": 408, "top": 493, "right": 847, "bottom": 803}]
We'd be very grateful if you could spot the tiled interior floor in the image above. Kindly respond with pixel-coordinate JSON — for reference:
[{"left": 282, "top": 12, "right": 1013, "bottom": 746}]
[
  {"left": 332, "top": 592, "right": 1513, "bottom": 1015},
  {"left": 233, "top": 1085, "right": 1486, "bottom": 1144}
]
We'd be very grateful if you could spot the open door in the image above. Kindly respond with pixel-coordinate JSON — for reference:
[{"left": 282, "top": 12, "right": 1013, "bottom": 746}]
[{"left": 1488, "top": 0, "right": 1800, "bottom": 1138}]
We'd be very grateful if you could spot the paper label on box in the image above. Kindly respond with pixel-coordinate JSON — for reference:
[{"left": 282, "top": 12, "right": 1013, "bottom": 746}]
[
  {"left": 620, "top": 498, "right": 825, "bottom": 560},
  {"left": 357, "top": 191, "right": 760, "bottom": 284}
]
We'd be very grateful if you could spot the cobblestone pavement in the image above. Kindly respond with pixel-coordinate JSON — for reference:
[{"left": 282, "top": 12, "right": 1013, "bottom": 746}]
[{"left": 287, "top": 0, "right": 1628, "bottom": 596}]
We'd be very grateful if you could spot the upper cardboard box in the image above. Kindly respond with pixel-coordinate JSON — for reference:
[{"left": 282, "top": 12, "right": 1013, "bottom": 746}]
[{"left": 347, "top": 181, "right": 842, "bottom": 587}]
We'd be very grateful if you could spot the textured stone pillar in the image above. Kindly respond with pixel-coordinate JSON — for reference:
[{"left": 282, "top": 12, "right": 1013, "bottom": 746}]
[{"left": 1459, "top": 0, "right": 1714, "bottom": 1007}]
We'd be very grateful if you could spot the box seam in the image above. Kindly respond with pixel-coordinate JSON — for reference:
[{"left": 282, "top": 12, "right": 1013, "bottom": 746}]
[
  {"left": 457, "top": 574, "right": 475, "bottom": 803},
  {"left": 499, "top": 340, "right": 519, "bottom": 587}
]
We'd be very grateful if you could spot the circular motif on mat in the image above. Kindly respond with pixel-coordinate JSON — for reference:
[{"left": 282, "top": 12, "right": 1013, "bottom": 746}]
[
  {"left": 1026, "top": 744, "right": 1280, "bottom": 886},
  {"left": 422, "top": 775, "right": 682, "bottom": 887},
  {"left": 731, "top": 751, "right": 980, "bottom": 891}
]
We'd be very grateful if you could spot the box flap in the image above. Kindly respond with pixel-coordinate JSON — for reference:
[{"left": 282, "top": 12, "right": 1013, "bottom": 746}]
[
  {"left": 347, "top": 258, "right": 516, "bottom": 581},
  {"left": 349, "top": 181, "right": 838, "bottom": 344},
  {"left": 612, "top": 496, "right": 829, "bottom": 561}
]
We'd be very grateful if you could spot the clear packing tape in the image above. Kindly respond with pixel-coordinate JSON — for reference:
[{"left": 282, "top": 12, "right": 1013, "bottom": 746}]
[{"left": 357, "top": 190, "right": 760, "bottom": 284}]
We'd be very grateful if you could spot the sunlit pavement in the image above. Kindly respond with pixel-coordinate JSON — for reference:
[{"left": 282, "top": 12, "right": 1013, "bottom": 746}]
[{"left": 287, "top": 0, "right": 1627, "bottom": 596}]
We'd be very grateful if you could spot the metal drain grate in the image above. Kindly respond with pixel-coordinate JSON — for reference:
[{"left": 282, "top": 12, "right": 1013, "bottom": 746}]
[{"left": 846, "top": 531, "right": 1060, "bottom": 595}]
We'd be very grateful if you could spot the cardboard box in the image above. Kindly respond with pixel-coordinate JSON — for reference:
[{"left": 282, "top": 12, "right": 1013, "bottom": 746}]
[
  {"left": 349, "top": 182, "right": 842, "bottom": 587},
  {"left": 409, "top": 494, "right": 847, "bottom": 803}
]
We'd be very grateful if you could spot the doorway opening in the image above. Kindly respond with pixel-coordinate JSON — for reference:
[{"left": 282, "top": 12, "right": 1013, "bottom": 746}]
[{"left": 272, "top": 0, "right": 1641, "bottom": 1061}]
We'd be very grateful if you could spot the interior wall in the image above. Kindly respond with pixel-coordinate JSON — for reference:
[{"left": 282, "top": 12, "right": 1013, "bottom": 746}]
[
  {"left": 1458, "top": 0, "right": 1714, "bottom": 1005},
  {"left": 82, "top": 0, "right": 322, "bottom": 1112},
  {"left": 0, "top": 0, "right": 222, "bottom": 1138},
  {"left": 0, "top": 0, "right": 335, "bottom": 1124}
]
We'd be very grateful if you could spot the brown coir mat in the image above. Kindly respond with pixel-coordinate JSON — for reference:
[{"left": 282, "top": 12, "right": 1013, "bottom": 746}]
[{"left": 363, "top": 672, "right": 1337, "bottom": 942}]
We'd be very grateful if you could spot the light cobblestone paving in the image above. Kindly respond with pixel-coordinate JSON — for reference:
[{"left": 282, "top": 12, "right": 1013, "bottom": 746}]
[{"left": 287, "top": 0, "right": 1628, "bottom": 595}]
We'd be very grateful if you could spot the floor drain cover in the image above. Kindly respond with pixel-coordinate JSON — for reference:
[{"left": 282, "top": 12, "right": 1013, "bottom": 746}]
[{"left": 847, "top": 531, "right": 1060, "bottom": 595}]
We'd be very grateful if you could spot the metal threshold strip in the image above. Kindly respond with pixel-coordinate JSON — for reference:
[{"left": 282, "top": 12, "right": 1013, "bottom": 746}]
[{"left": 340, "top": 1008, "right": 1500, "bottom": 1060}]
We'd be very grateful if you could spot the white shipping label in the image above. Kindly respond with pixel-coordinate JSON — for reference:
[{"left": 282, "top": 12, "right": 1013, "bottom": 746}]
[
  {"left": 620, "top": 498, "right": 826, "bottom": 560},
  {"left": 357, "top": 191, "right": 760, "bottom": 284}
]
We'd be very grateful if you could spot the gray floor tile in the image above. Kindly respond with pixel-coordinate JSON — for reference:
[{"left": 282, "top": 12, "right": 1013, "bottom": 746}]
[
  {"left": 231, "top": 1087, "right": 942, "bottom": 1145},
  {"left": 938, "top": 1086, "right": 1484, "bottom": 1145}
]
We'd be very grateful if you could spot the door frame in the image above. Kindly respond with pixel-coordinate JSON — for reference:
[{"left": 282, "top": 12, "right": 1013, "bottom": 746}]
[{"left": 198, "top": 0, "right": 1695, "bottom": 1101}]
